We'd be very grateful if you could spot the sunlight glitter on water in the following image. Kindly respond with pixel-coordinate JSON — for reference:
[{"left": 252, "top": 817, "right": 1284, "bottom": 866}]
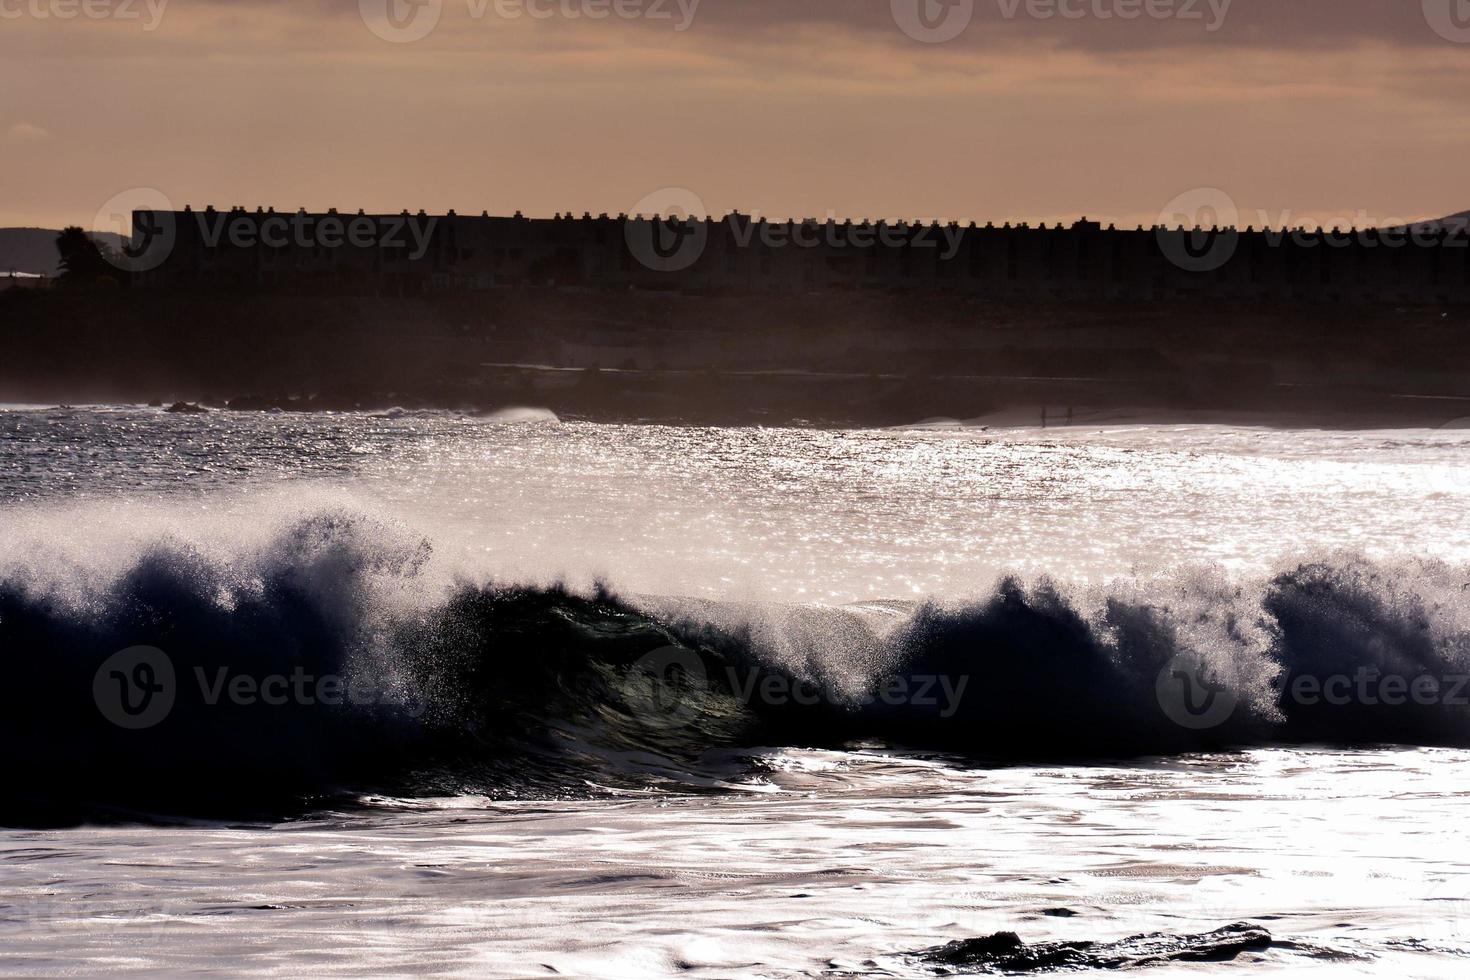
[{"left": 4, "top": 409, "right": 1470, "bottom": 976}]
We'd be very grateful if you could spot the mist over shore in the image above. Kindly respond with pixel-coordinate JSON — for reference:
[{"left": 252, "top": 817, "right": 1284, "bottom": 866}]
[{"left": 4, "top": 286, "right": 1469, "bottom": 427}]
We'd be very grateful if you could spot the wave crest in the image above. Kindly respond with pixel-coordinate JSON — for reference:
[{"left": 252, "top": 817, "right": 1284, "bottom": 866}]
[{"left": 3, "top": 511, "right": 1470, "bottom": 821}]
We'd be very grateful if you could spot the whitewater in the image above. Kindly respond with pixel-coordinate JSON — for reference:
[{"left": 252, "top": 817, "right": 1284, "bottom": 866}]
[{"left": 2, "top": 406, "right": 1469, "bottom": 976}]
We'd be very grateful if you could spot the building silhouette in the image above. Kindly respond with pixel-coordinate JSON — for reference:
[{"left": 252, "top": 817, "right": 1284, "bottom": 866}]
[{"left": 132, "top": 208, "right": 1470, "bottom": 304}]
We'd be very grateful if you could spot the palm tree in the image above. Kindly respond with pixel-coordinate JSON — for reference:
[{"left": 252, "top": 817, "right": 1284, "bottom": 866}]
[{"left": 55, "top": 226, "right": 113, "bottom": 286}]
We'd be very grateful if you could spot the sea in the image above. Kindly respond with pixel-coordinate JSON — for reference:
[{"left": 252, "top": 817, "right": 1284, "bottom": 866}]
[{"left": 1, "top": 405, "right": 1468, "bottom": 976}]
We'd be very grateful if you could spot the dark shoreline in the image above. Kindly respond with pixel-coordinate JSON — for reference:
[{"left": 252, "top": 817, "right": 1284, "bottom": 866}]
[
  {"left": 7, "top": 390, "right": 1466, "bottom": 433},
  {"left": 4, "top": 286, "right": 1469, "bottom": 429}
]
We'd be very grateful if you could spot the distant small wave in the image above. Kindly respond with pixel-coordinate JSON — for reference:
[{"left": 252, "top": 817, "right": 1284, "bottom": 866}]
[
  {"left": 479, "top": 406, "right": 560, "bottom": 424},
  {"left": 363, "top": 406, "right": 558, "bottom": 423}
]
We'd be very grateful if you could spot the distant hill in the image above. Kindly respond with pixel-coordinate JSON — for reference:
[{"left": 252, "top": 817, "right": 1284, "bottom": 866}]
[
  {"left": 0, "top": 228, "right": 129, "bottom": 277},
  {"left": 1379, "top": 210, "right": 1470, "bottom": 235},
  {"left": 1434, "top": 210, "right": 1470, "bottom": 232}
]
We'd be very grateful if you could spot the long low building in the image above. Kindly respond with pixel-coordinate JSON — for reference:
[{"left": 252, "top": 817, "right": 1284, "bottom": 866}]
[{"left": 128, "top": 208, "right": 1470, "bottom": 304}]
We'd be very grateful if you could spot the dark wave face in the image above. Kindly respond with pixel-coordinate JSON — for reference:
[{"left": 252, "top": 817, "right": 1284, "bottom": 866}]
[{"left": 3, "top": 512, "right": 1469, "bottom": 824}]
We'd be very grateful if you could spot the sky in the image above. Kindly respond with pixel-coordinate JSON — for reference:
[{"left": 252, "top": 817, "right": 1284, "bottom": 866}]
[{"left": 3, "top": 0, "right": 1468, "bottom": 233}]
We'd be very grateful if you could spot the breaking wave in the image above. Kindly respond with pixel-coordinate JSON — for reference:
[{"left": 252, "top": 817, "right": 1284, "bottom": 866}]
[{"left": 3, "top": 510, "right": 1469, "bottom": 823}]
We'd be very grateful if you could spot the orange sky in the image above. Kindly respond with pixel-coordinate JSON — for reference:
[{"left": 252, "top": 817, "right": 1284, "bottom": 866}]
[{"left": 3, "top": 0, "right": 1468, "bottom": 233}]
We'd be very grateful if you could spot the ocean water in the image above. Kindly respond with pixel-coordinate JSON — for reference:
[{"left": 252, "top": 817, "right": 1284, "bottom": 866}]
[{"left": 2, "top": 406, "right": 1469, "bottom": 976}]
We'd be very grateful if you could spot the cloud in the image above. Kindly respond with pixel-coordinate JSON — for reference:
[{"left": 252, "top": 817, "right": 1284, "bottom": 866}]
[
  {"left": 1, "top": 0, "right": 1468, "bottom": 228},
  {"left": 632, "top": 0, "right": 1470, "bottom": 52},
  {"left": 6, "top": 122, "right": 50, "bottom": 143},
  {"left": 131, "top": 0, "right": 1470, "bottom": 53}
]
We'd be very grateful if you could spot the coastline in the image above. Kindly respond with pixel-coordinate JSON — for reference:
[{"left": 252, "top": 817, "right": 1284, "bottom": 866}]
[
  {"left": 5, "top": 397, "right": 1468, "bottom": 433},
  {"left": 5, "top": 287, "right": 1470, "bottom": 430}
]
